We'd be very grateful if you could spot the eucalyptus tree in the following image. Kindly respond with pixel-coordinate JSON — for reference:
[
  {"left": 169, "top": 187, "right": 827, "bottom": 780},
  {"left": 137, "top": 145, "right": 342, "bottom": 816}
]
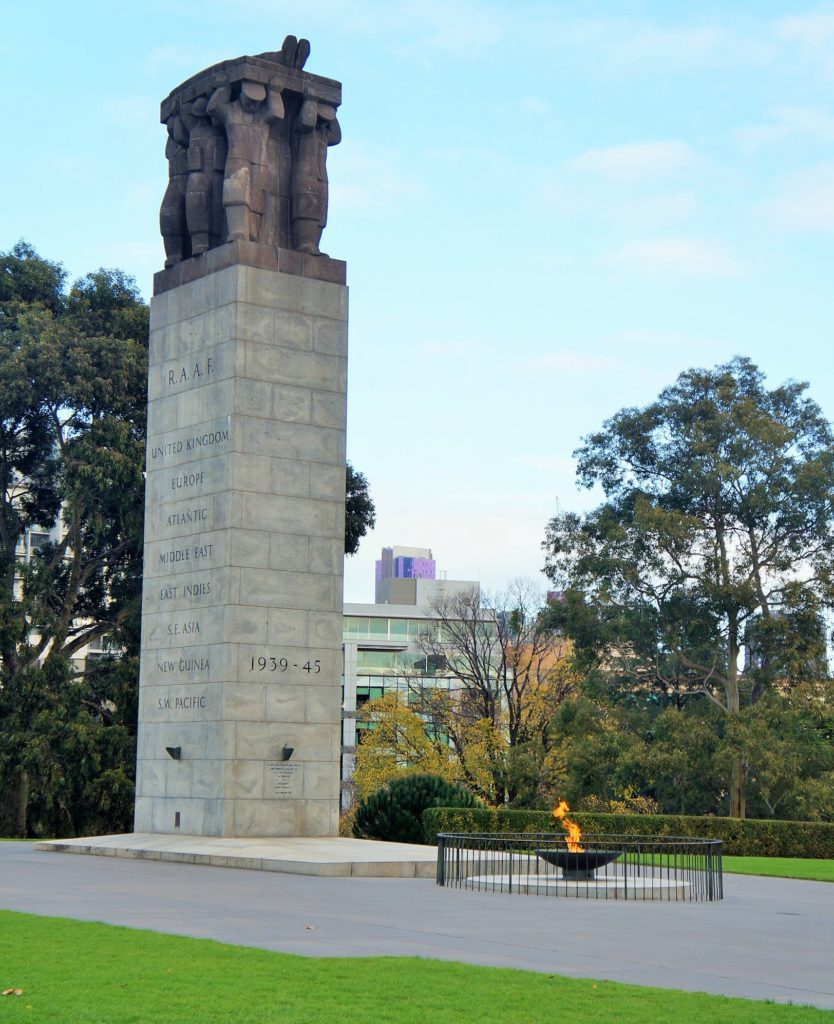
[
  {"left": 0, "top": 242, "right": 148, "bottom": 835},
  {"left": 0, "top": 242, "right": 377, "bottom": 835},
  {"left": 544, "top": 357, "right": 834, "bottom": 818}
]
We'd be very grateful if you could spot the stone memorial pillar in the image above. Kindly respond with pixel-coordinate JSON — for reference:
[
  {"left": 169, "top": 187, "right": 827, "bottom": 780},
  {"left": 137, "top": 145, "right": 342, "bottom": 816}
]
[{"left": 134, "top": 38, "right": 347, "bottom": 837}]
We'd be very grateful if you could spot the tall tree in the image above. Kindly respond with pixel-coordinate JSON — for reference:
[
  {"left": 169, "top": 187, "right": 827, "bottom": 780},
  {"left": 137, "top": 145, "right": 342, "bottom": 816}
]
[
  {"left": 344, "top": 461, "right": 375, "bottom": 555},
  {"left": 0, "top": 243, "right": 377, "bottom": 835},
  {"left": 544, "top": 357, "right": 834, "bottom": 818},
  {"left": 406, "top": 581, "right": 576, "bottom": 805},
  {"left": 0, "top": 242, "right": 148, "bottom": 836},
  {"left": 352, "top": 692, "right": 454, "bottom": 801}
]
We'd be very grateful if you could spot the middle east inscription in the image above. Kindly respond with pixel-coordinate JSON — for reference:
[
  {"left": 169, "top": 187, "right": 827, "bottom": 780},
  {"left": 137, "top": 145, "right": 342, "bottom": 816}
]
[{"left": 134, "top": 36, "right": 348, "bottom": 839}]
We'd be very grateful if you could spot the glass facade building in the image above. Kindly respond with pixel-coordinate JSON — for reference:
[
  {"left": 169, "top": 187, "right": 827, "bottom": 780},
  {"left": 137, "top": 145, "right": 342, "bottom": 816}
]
[{"left": 340, "top": 602, "right": 462, "bottom": 809}]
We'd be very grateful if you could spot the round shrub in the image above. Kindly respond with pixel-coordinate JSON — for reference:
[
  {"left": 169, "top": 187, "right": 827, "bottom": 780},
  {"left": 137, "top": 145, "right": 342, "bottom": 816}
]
[{"left": 353, "top": 773, "right": 481, "bottom": 844}]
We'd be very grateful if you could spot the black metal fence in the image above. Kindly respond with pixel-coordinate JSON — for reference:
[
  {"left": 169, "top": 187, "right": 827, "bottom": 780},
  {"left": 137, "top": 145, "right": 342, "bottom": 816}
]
[{"left": 436, "top": 832, "right": 723, "bottom": 901}]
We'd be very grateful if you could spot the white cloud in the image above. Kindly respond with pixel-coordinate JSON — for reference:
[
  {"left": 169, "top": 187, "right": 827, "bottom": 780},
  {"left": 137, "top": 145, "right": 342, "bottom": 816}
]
[
  {"left": 411, "top": 340, "right": 480, "bottom": 361},
  {"left": 767, "top": 163, "right": 834, "bottom": 230},
  {"left": 529, "top": 351, "right": 620, "bottom": 374},
  {"left": 517, "top": 455, "right": 576, "bottom": 474},
  {"left": 205, "top": 0, "right": 510, "bottom": 57},
  {"left": 777, "top": 12, "right": 834, "bottom": 47},
  {"left": 568, "top": 142, "right": 696, "bottom": 181},
  {"left": 612, "top": 327, "right": 724, "bottom": 352},
  {"left": 740, "top": 106, "right": 834, "bottom": 148},
  {"left": 618, "top": 24, "right": 764, "bottom": 66},
  {"left": 537, "top": 144, "right": 699, "bottom": 231},
  {"left": 343, "top": 480, "right": 558, "bottom": 601},
  {"left": 141, "top": 44, "right": 223, "bottom": 79},
  {"left": 606, "top": 237, "right": 743, "bottom": 276},
  {"left": 425, "top": 145, "right": 515, "bottom": 174},
  {"left": 102, "top": 97, "right": 158, "bottom": 128},
  {"left": 774, "top": 11, "right": 834, "bottom": 75},
  {"left": 537, "top": 176, "right": 697, "bottom": 231},
  {"left": 329, "top": 141, "right": 429, "bottom": 215},
  {"left": 494, "top": 96, "right": 552, "bottom": 118},
  {"left": 609, "top": 191, "right": 699, "bottom": 227},
  {"left": 549, "top": 17, "right": 773, "bottom": 72},
  {"left": 409, "top": 0, "right": 510, "bottom": 54}
]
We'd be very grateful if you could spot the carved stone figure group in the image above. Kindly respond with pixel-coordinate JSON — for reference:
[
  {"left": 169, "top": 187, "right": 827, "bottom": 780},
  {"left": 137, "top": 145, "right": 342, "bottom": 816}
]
[{"left": 160, "top": 36, "right": 341, "bottom": 267}]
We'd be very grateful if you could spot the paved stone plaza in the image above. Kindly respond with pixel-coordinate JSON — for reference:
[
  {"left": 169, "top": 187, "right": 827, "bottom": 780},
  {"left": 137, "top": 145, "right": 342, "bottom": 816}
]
[
  {"left": 35, "top": 833, "right": 436, "bottom": 877},
  {"left": 2, "top": 844, "right": 832, "bottom": 1009}
]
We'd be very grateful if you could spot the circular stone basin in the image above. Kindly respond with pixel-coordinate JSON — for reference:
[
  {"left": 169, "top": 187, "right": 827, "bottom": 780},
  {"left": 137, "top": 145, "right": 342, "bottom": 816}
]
[{"left": 535, "top": 848, "right": 621, "bottom": 880}]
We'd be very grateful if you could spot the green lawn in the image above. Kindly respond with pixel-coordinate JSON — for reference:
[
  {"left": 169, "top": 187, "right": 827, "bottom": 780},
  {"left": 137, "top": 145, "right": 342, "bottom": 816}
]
[
  {"left": 0, "top": 911, "right": 831, "bottom": 1023},
  {"left": 722, "top": 856, "right": 834, "bottom": 882},
  {"left": 617, "top": 851, "right": 834, "bottom": 883}
]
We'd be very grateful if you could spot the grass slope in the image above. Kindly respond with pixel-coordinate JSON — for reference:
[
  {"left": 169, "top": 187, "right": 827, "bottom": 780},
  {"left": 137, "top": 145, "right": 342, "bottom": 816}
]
[
  {"left": 722, "top": 857, "right": 834, "bottom": 882},
  {"left": 0, "top": 911, "right": 831, "bottom": 1023}
]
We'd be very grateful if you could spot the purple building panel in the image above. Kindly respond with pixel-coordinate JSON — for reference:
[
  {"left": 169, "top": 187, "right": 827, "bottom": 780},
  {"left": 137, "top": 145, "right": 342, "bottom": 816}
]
[
  {"left": 406, "top": 557, "right": 436, "bottom": 580},
  {"left": 375, "top": 547, "right": 436, "bottom": 583}
]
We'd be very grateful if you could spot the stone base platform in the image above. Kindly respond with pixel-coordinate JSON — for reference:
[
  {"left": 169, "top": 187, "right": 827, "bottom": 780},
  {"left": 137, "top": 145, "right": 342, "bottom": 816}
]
[
  {"left": 35, "top": 833, "right": 437, "bottom": 878},
  {"left": 463, "top": 873, "right": 690, "bottom": 900}
]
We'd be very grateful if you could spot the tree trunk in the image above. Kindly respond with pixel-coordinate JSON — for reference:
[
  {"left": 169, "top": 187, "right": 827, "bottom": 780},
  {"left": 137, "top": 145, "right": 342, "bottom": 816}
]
[
  {"left": 726, "top": 616, "right": 746, "bottom": 819},
  {"left": 13, "top": 770, "right": 28, "bottom": 837},
  {"left": 730, "top": 756, "right": 746, "bottom": 819}
]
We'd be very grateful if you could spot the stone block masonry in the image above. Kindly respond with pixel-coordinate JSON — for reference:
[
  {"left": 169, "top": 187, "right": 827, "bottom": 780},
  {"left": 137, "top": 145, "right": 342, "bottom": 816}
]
[{"left": 134, "top": 260, "right": 347, "bottom": 837}]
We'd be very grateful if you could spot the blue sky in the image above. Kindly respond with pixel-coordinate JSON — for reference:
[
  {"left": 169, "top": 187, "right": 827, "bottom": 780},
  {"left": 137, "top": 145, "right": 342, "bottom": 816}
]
[{"left": 2, "top": 1, "right": 833, "bottom": 601}]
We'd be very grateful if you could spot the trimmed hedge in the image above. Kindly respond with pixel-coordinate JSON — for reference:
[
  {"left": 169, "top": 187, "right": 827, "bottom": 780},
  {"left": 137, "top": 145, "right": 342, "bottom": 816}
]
[
  {"left": 421, "top": 807, "right": 834, "bottom": 858},
  {"left": 354, "top": 774, "right": 480, "bottom": 844}
]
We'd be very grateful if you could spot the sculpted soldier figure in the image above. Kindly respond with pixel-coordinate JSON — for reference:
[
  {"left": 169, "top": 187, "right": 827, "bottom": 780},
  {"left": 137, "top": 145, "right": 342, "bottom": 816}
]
[
  {"left": 183, "top": 96, "right": 226, "bottom": 256},
  {"left": 159, "top": 40, "right": 342, "bottom": 264},
  {"left": 279, "top": 33, "right": 310, "bottom": 69},
  {"left": 159, "top": 102, "right": 190, "bottom": 267},
  {"left": 291, "top": 98, "right": 341, "bottom": 255},
  {"left": 207, "top": 81, "right": 285, "bottom": 244}
]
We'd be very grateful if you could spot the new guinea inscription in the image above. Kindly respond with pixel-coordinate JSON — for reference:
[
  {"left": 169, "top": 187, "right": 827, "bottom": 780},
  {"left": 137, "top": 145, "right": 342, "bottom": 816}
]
[{"left": 156, "top": 656, "right": 211, "bottom": 674}]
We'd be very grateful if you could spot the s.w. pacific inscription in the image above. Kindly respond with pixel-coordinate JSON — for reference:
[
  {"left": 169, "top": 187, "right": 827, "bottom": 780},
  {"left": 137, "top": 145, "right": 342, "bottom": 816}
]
[{"left": 157, "top": 694, "right": 208, "bottom": 710}]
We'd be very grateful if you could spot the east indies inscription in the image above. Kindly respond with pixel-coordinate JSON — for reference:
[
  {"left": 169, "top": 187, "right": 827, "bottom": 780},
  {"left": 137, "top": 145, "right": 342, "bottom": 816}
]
[{"left": 159, "top": 579, "right": 212, "bottom": 600}]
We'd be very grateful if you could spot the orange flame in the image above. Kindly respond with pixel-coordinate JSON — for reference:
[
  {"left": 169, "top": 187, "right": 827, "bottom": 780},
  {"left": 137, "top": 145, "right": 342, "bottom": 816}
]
[{"left": 553, "top": 799, "right": 584, "bottom": 852}]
